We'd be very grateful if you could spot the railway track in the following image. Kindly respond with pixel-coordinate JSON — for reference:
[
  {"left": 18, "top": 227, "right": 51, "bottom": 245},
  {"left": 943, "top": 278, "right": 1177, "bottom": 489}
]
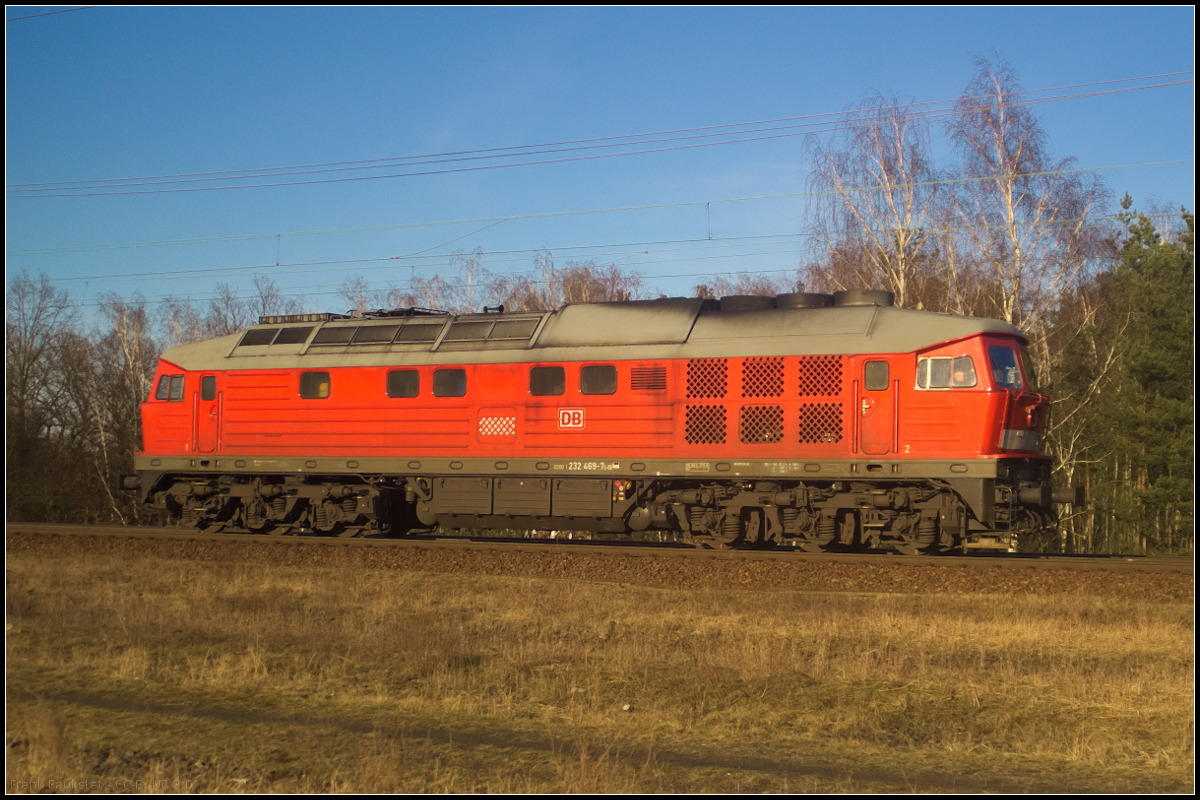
[{"left": 7, "top": 522, "right": 1192, "bottom": 576}]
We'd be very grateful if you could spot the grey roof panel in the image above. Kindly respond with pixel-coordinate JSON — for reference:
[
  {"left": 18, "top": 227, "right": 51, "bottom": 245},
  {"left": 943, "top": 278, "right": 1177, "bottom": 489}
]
[
  {"left": 688, "top": 306, "right": 1021, "bottom": 355},
  {"left": 158, "top": 300, "right": 1025, "bottom": 371},
  {"left": 533, "top": 298, "right": 706, "bottom": 347}
]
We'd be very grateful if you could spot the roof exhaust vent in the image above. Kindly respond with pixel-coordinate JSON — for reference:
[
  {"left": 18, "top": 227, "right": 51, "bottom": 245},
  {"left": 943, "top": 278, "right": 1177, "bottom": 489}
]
[
  {"left": 776, "top": 292, "right": 833, "bottom": 309},
  {"left": 833, "top": 290, "right": 895, "bottom": 307}
]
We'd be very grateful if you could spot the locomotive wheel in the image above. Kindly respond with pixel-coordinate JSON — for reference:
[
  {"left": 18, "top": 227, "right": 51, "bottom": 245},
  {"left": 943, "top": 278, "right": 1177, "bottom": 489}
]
[{"left": 701, "top": 509, "right": 745, "bottom": 549}]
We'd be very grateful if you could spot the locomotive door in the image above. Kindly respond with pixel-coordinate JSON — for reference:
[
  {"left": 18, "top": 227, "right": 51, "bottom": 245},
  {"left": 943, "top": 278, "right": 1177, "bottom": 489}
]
[
  {"left": 195, "top": 374, "right": 221, "bottom": 453},
  {"left": 858, "top": 360, "right": 895, "bottom": 456}
]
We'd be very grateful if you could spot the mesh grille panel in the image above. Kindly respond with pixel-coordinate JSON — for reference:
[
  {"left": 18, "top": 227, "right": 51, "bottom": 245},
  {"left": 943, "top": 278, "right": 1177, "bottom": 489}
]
[
  {"left": 478, "top": 415, "right": 517, "bottom": 437},
  {"left": 739, "top": 405, "right": 784, "bottom": 443},
  {"left": 490, "top": 319, "right": 539, "bottom": 339},
  {"left": 742, "top": 357, "right": 784, "bottom": 397},
  {"left": 687, "top": 359, "right": 727, "bottom": 398},
  {"left": 239, "top": 329, "right": 278, "bottom": 346},
  {"left": 798, "top": 403, "right": 844, "bottom": 443},
  {"left": 685, "top": 405, "right": 727, "bottom": 444},
  {"left": 797, "top": 355, "right": 843, "bottom": 397},
  {"left": 273, "top": 326, "right": 313, "bottom": 344}
]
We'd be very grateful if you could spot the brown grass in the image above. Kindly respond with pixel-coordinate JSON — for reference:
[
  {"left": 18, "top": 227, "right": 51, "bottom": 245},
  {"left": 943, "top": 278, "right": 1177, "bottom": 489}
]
[{"left": 6, "top": 548, "right": 1193, "bottom": 793}]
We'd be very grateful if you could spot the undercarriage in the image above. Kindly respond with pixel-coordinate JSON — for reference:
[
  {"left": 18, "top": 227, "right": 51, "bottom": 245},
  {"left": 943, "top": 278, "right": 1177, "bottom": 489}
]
[{"left": 139, "top": 468, "right": 1061, "bottom": 554}]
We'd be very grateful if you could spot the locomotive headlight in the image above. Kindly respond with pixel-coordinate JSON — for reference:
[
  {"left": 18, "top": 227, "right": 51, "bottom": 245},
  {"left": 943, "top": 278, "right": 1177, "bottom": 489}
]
[{"left": 1025, "top": 407, "right": 1039, "bottom": 429}]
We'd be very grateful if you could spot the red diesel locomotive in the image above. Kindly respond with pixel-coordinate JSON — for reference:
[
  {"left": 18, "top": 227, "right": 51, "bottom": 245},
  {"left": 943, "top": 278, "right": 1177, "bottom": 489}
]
[{"left": 129, "top": 290, "right": 1079, "bottom": 553}]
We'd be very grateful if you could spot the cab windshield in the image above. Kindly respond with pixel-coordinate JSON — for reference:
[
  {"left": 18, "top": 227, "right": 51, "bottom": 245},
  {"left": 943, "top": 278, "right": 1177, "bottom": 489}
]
[{"left": 987, "top": 345, "right": 1025, "bottom": 389}]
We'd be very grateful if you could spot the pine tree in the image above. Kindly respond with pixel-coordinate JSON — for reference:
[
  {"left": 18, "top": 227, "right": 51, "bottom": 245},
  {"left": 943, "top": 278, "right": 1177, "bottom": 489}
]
[{"left": 1101, "top": 199, "right": 1194, "bottom": 552}]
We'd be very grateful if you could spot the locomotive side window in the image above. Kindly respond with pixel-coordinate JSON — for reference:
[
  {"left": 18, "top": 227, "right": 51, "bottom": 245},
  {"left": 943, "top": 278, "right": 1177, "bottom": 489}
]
[
  {"left": 988, "top": 346, "right": 1023, "bottom": 389},
  {"left": 300, "top": 371, "right": 331, "bottom": 399},
  {"left": 917, "top": 357, "right": 977, "bottom": 389},
  {"left": 387, "top": 370, "right": 420, "bottom": 398},
  {"left": 864, "top": 361, "right": 890, "bottom": 391},
  {"left": 201, "top": 376, "right": 216, "bottom": 401},
  {"left": 952, "top": 357, "right": 977, "bottom": 387},
  {"left": 580, "top": 365, "right": 617, "bottom": 395},
  {"left": 169, "top": 375, "right": 185, "bottom": 401},
  {"left": 154, "top": 375, "right": 171, "bottom": 400},
  {"left": 530, "top": 366, "right": 565, "bottom": 396},
  {"left": 433, "top": 368, "right": 467, "bottom": 397}
]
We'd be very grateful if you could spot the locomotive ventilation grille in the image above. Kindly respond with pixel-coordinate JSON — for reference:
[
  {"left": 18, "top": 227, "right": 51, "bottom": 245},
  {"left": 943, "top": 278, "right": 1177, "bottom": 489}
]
[
  {"left": 478, "top": 415, "right": 517, "bottom": 437},
  {"left": 686, "top": 358, "right": 727, "bottom": 398},
  {"left": 684, "top": 405, "right": 727, "bottom": 444},
  {"left": 685, "top": 356, "right": 846, "bottom": 446},
  {"left": 797, "top": 403, "right": 844, "bottom": 443},
  {"left": 742, "top": 357, "right": 784, "bottom": 398},
  {"left": 797, "top": 355, "right": 843, "bottom": 396},
  {"left": 739, "top": 405, "right": 784, "bottom": 444},
  {"left": 630, "top": 366, "right": 668, "bottom": 391}
]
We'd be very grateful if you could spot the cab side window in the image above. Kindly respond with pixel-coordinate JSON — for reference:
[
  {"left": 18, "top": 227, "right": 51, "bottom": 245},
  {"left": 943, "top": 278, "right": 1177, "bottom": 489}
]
[
  {"left": 387, "top": 370, "right": 420, "bottom": 398},
  {"left": 530, "top": 366, "right": 565, "bottom": 396},
  {"left": 300, "top": 372, "right": 331, "bottom": 399},
  {"left": 580, "top": 365, "right": 617, "bottom": 395},
  {"left": 917, "top": 357, "right": 977, "bottom": 389},
  {"left": 433, "top": 368, "right": 467, "bottom": 398}
]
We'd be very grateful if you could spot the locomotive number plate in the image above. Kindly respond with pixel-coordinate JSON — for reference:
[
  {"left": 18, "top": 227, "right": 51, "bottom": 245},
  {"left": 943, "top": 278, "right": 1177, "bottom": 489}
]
[{"left": 558, "top": 408, "right": 585, "bottom": 429}]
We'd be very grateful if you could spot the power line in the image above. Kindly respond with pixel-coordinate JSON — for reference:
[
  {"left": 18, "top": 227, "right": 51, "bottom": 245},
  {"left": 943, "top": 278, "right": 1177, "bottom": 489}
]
[
  {"left": 14, "top": 71, "right": 1183, "bottom": 189},
  {"left": 7, "top": 77, "right": 1191, "bottom": 198},
  {"left": 9, "top": 158, "right": 1192, "bottom": 258},
  {"left": 6, "top": 6, "right": 96, "bottom": 22},
  {"left": 24, "top": 207, "right": 1184, "bottom": 295},
  {"left": 9, "top": 71, "right": 1190, "bottom": 191}
]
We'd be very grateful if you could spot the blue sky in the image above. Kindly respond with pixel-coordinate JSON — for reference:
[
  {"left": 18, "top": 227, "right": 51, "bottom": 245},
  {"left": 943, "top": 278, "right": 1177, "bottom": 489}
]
[{"left": 5, "top": 7, "right": 1195, "bottom": 320}]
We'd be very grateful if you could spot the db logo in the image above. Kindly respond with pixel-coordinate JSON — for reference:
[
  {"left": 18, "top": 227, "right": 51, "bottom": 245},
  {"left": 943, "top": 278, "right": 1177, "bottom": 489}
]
[{"left": 558, "top": 408, "right": 585, "bottom": 429}]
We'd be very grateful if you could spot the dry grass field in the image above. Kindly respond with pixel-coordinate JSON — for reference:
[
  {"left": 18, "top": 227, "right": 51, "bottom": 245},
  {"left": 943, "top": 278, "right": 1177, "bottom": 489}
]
[{"left": 6, "top": 542, "right": 1194, "bottom": 793}]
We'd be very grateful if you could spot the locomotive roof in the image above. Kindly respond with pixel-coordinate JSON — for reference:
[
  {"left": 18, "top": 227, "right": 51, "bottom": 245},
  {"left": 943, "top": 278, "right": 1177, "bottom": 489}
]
[{"left": 158, "top": 297, "right": 1025, "bottom": 371}]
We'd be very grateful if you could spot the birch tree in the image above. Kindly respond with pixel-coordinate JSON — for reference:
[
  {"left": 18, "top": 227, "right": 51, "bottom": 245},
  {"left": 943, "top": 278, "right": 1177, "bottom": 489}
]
[
  {"left": 945, "top": 58, "right": 1108, "bottom": 330},
  {"left": 803, "top": 95, "right": 943, "bottom": 308}
]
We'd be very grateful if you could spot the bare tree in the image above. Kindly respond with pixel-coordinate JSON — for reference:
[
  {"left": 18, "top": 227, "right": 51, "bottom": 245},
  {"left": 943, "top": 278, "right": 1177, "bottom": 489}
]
[
  {"left": 6, "top": 272, "right": 78, "bottom": 470},
  {"left": 341, "top": 274, "right": 385, "bottom": 314},
  {"left": 694, "top": 272, "right": 792, "bottom": 299},
  {"left": 252, "top": 274, "right": 303, "bottom": 318},
  {"left": 99, "top": 295, "right": 157, "bottom": 519},
  {"left": 495, "top": 250, "right": 644, "bottom": 311},
  {"left": 204, "top": 283, "right": 253, "bottom": 337},
  {"left": 945, "top": 58, "right": 1108, "bottom": 329},
  {"left": 802, "top": 95, "right": 943, "bottom": 308},
  {"left": 158, "top": 296, "right": 207, "bottom": 347},
  {"left": 385, "top": 248, "right": 499, "bottom": 314}
]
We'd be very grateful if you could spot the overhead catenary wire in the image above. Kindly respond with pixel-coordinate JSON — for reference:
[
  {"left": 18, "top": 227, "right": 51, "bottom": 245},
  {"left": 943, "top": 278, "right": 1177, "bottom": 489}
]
[
  {"left": 8, "top": 158, "right": 1191, "bottom": 260},
  {"left": 6, "top": 75, "right": 1192, "bottom": 198},
  {"left": 12, "top": 71, "right": 1187, "bottom": 190}
]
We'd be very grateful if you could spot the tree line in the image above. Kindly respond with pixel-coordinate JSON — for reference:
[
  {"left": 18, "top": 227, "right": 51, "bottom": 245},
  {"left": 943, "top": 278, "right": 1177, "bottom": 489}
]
[{"left": 6, "top": 59, "right": 1192, "bottom": 552}]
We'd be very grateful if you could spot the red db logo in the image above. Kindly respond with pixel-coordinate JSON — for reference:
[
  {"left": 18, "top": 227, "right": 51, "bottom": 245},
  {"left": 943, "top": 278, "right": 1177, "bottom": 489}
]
[{"left": 558, "top": 408, "right": 585, "bottom": 429}]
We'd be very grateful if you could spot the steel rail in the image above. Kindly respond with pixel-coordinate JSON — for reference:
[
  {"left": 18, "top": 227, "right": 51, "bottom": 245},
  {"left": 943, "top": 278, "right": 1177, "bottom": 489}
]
[{"left": 6, "top": 522, "right": 1191, "bottom": 575}]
